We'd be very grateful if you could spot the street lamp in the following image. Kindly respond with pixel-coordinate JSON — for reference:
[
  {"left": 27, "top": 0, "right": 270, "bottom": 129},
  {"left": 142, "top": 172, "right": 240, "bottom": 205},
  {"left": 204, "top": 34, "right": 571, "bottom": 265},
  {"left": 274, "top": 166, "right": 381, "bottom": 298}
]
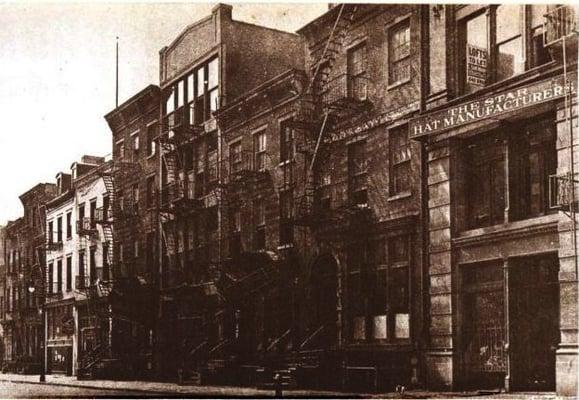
[{"left": 27, "top": 283, "right": 46, "bottom": 383}]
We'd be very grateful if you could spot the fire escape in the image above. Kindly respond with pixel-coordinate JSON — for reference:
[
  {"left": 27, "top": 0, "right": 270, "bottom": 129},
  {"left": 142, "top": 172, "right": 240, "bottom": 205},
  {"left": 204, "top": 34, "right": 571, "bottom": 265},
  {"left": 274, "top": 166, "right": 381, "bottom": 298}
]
[
  {"left": 158, "top": 103, "right": 205, "bottom": 289},
  {"left": 293, "top": 4, "right": 373, "bottom": 228},
  {"left": 75, "top": 161, "right": 142, "bottom": 379},
  {"left": 545, "top": 6, "right": 578, "bottom": 275}
]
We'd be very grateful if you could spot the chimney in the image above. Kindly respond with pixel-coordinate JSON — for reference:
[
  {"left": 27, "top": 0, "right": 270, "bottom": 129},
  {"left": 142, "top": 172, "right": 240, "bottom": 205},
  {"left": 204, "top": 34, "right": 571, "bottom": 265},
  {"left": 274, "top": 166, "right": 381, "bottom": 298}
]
[
  {"left": 80, "top": 155, "right": 105, "bottom": 165},
  {"left": 212, "top": 3, "right": 233, "bottom": 21}
]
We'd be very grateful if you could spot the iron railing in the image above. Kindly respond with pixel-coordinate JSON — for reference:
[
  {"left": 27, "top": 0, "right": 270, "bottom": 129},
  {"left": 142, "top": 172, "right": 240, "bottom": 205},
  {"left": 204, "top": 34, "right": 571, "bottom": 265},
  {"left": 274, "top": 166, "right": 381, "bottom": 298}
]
[
  {"left": 544, "top": 5, "right": 577, "bottom": 47},
  {"left": 322, "top": 73, "right": 369, "bottom": 107},
  {"left": 77, "top": 218, "right": 97, "bottom": 236}
]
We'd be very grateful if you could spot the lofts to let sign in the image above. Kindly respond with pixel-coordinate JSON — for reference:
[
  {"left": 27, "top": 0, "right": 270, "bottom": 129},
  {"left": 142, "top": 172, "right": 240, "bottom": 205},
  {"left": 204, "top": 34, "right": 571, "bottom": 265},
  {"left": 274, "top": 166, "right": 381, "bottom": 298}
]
[{"left": 410, "top": 72, "right": 576, "bottom": 138}]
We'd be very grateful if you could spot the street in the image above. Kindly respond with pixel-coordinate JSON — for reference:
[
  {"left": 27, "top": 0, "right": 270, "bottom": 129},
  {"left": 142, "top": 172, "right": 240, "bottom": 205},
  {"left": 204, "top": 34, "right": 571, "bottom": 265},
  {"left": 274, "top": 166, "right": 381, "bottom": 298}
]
[{"left": 0, "top": 381, "right": 162, "bottom": 398}]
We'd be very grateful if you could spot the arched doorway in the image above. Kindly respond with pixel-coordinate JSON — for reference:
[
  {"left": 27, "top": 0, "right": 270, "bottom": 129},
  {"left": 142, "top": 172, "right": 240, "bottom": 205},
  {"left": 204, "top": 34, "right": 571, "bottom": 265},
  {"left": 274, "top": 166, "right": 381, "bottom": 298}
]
[{"left": 306, "top": 254, "right": 339, "bottom": 349}]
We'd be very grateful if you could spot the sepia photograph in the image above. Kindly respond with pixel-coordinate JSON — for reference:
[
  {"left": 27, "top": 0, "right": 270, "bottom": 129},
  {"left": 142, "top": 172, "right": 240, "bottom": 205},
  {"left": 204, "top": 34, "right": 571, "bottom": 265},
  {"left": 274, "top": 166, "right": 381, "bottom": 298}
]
[{"left": 0, "top": 2, "right": 577, "bottom": 398}]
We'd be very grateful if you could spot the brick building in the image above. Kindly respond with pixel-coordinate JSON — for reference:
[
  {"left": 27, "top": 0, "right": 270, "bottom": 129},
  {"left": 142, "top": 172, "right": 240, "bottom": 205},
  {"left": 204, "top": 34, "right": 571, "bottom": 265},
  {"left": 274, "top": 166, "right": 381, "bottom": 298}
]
[
  {"left": 0, "top": 2, "right": 576, "bottom": 397},
  {"left": 104, "top": 84, "right": 161, "bottom": 379},
  {"left": 151, "top": 3, "right": 304, "bottom": 381},
  {"left": 0, "top": 183, "right": 57, "bottom": 373},
  {"left": 292, "top": 3, "right": 426, "bottom": 391},
  {"left": 410, "top": 4, "right": 577, "bottom": 396}
]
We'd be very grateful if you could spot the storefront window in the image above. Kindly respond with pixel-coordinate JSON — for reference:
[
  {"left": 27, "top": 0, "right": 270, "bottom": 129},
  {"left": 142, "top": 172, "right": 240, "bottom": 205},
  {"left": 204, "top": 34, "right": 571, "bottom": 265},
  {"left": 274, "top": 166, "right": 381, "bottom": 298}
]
[{"left": 349, "top": 236, "right": 411, "bottom": 343}]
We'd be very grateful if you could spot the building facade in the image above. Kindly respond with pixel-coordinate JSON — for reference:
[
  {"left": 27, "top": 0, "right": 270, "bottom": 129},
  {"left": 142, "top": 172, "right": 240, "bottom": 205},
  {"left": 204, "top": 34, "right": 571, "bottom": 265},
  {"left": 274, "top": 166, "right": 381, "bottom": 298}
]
[
  {"left": 411, "top": 4, "right": 577, "bottom": 396},
  {"left": 104, "top": 84, "right": 161, "bottom": 379},
  {"left": 0, "top": 2, "right": 576, "bottom": 397},
  {"left": 151, "top": 3, "right": 305, "bottom": 381},
  {"left": 294, "top": 3, "right": 426, "bottom": 391},
  {"left": 0, "top": 183, "right": 57, "bottom": 373}
]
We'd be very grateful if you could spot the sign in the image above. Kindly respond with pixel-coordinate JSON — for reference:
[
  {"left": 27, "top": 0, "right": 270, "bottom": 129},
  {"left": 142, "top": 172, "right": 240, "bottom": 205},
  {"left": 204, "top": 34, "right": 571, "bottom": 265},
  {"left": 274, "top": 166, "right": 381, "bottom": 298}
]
[
  {"left": 466, "top": 44, "right": 487, "bottom": 87},
  {"left": 409, "top": 73, "right": 576, "bottom": 138},
  {"left": 325, "top": 101, "right": 420, "bottom": 144}
]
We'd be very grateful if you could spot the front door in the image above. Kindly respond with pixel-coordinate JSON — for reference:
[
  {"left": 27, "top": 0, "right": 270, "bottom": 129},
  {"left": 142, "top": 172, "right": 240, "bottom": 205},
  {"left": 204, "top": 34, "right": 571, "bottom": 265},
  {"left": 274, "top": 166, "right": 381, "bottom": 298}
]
[
  {"left": 510, "top": 255, "right": 559, "bottom": 391},
  {"left": 461, "top": 262, "right": 506, "bottom": 389}
]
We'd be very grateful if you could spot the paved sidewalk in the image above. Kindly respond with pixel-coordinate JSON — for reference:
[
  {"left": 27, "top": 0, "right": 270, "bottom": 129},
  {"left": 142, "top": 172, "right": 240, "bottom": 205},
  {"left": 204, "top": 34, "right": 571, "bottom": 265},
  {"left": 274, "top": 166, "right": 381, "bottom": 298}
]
[
  {"left": 0, "top": 373, "right": 565, "bottom": 399},
  {"left": 0, "top": 373, "right": 362, "bottom": 397}
]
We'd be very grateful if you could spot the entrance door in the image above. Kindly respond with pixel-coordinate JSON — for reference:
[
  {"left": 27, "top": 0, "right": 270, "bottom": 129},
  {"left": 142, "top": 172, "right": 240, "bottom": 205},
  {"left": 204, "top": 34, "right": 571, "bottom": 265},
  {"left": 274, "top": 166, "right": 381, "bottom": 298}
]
[
  {"left": 510, "top": 255, "right": 559, "bottom": 391},
  {"left": 309, "top": 255, "right": 338, "bottom": 348},
  {"left": 461, "top": 262, "right": 506, "bottom": 389}
]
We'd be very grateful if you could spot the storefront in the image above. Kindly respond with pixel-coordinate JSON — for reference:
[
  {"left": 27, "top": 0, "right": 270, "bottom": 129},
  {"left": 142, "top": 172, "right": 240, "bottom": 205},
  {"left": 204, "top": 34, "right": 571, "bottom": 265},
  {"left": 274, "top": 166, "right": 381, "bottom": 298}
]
[
  {"left": 411, "top": 72, "right": 577, "bottom": 394},
  {"left": 46, "top": 302, "right": 75, "bottom": 375},
  {"left": 47, "top": 343, "right": 73, "bottom": 375}
]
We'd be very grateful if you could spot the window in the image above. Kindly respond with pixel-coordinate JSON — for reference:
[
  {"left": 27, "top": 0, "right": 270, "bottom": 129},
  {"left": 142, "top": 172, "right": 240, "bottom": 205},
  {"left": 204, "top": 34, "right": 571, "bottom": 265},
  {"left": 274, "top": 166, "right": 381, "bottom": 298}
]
[
  {"left": 89, "top": 247, "right": 96, "bottom": 284},
  {"left": 389, "top": 125, "right": 411, "bottom": 195},
  {"left": 347, "top": 244, "right": 366, "bottom": 341},
  {"left": 459, "top": 5, "right": 540, "bottom": 94},
  {"left": 229, "top": 209, "right": 242, "bottom": 257},
  {"left": 530, "top": 5, "right": 551, "bottom": 68},
  {"left": 57, "top": 259, "right": 63, "bottom": 293},
  {"left": 66, "top": 212, "right": 72, "bottom": 239},
  {"left": 279, "top": 189, "right": 294, "bottom": 246},
  {"left": 206, "top": 206, "right": 218, "bottom": 232},
  {"left": 348, "top": 236, "right": 411, "bottom": 342},
  {"left": 348, "top": 140, "right": 368, "bottom": 206},
  {"left": 187, "top": 57, "right": 220, "bottom": 124},
  {"left": 103, "top": 242, "right": 110, "bottom": 281},
  {"left": 465, "top": 133, "right": 506, "bottom": 229},
  {"left": 56, "top": 216, "right": 62, "bottom": 243},
  {"left": 47, "top": 262, "right": 53, "bottom": 294},
  {"left": 461, "top": 11, "right": 488, "bottom": 93},
  {"left": 388, "top": 19, "right": 411, "bottom": 85},
  {"left": 496, "top": 5, "right": 524, "bottom": 82},
  {"left": 230, "top": 141, "right": 243, "bottom": 175},
  {"left": 146, "top": 176, "right": 155, "bottom": 207},
  {"left": 132, "top": 131, "right": 140, "bottom": 159},
  {"left": 513, "top": 115, "right": 557, "bottom": 220},
  {"left": 254, "top": 130, "right": 267, "bottom": 171},
  {"left": 48, "top": 221, "right": 54, "bottom": 244},
  {"left": 116, "top": 140, "right": 125, "bottom": 160},
  {"left": 102, "top": 195, "right": 110, "bottom": 221},
  {"left": 78, "top": 203, "right": 85, "bottom": 224},
  {"left": 347, "top": 43, "right": 367, "bottom": 100},
  {"left": 89, "top": 199, "right": 97, "bottom": 228},
  {"left": 388, "top": 236, "right": 410, "bottom": 339},
  {"left": 132, "top": 184, "right": 139, "bottom": 210},
  {"left": 208, "top": 58, "right": 219, "bottom": 112},
  {"left": 146, "top": 123, "right": 157, "bottom": 156},
  {"left": 254, "top": 199, "right": 266, "bottom": 250},
  {"left": 66, "top": 256, "right": 72, "bottom": 292},
  {"left": 78, "top": 251, "right": 85, "bottom": 289},
  {"left": 280, "top": 119, "right": 294, "bottom": 163},
  {"left": 165, "top": 87, "right": 175, "bottom": 115}
]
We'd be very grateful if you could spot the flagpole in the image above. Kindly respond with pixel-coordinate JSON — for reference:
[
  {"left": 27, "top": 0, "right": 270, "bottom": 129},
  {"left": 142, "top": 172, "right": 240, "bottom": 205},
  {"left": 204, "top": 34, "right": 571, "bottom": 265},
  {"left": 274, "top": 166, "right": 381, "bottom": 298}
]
[{"left": 115, "top": 36, "right": 119, "bottom": 108}]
